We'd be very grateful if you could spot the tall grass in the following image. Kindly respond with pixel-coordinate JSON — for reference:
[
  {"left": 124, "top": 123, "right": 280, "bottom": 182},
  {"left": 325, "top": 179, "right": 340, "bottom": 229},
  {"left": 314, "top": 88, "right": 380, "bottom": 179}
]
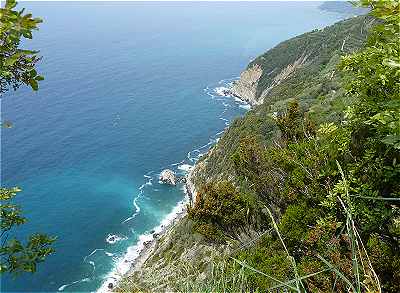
[
  {"left": 172, "top": 162, "right": 383, "bottom": 293},
  {"left": 171, "top": 257, "right": 250, "bottom": 292}
]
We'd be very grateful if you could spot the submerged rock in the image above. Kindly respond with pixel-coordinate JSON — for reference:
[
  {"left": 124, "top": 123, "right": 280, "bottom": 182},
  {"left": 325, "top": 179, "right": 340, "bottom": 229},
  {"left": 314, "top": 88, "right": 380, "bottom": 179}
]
[{"left": 159, "top": 169, "right": 176, "bottom": 186}]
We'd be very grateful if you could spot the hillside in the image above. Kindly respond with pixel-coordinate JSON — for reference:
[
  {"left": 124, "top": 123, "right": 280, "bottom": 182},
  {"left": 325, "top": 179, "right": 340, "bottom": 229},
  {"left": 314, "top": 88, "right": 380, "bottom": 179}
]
[
  {"left": 195, "top": 15, "right": 372, "bottom": 187},
  {"left": 116, "top": 5, "right": 399, "bottom": 292},
  {"left": 231, "top": 15, "right": 371, "bottom": 105}
]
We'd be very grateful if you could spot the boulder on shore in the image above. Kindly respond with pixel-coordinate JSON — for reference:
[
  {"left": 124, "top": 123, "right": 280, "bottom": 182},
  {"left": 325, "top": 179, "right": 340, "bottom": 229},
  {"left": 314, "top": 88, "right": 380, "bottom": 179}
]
[{"left": 159, "top": 169, "right": 176, "bottom": 186}]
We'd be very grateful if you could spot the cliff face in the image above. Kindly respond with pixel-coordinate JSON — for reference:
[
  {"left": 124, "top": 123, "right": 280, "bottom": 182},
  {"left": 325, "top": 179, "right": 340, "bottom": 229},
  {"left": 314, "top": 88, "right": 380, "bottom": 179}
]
[
  {"left": 231, "top": 64, "right": 263, "bottom": 105},
  {"left": 231, "top": 54, "right": 309, "bottom": 105}
]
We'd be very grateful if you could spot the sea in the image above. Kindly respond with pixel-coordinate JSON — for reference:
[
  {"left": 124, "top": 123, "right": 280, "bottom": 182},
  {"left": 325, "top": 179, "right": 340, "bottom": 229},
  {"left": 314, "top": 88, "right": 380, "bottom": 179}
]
[{"left": 1, "top": 2, "right": 356, "bottom": 292}]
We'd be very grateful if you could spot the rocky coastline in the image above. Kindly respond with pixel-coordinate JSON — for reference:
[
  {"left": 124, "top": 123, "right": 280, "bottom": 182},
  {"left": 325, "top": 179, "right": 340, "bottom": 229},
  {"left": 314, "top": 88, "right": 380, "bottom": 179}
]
[
  {"left": 214, "top": 65, "right": 265, "bottom": 107},
  {"left": 109, "top": 166, "right": 198, "bottom": 291}
]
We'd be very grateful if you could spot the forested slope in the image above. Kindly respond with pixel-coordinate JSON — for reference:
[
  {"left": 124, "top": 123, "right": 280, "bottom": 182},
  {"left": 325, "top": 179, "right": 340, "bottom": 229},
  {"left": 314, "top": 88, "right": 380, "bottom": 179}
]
[
  {"left": 188, "top": 2, "right": 399, "bottom": 291},
  {"left": 117, "top": 2, "right": 399, "bottom": 292},
  {"left": 193, "top": 15, "right": 373, "bottom": 188}
]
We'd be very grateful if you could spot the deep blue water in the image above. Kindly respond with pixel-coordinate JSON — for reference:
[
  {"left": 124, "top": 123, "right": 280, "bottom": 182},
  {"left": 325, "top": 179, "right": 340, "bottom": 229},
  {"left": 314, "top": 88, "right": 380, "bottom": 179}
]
[{"left": 1, "top": 2, "right": 350, "bottom": 292}]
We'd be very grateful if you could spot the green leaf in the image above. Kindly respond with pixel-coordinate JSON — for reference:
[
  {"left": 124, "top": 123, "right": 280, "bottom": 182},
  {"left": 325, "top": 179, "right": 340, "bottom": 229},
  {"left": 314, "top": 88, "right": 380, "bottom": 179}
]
[
  {"left": 381, "top": 134, "right": 400, "bottom": 147},
  {"left": 28, "top": 79, "right": 38, "bottom": 91},
  {"left": 4, "top": 52, "right": 23, "bottom": 66}
]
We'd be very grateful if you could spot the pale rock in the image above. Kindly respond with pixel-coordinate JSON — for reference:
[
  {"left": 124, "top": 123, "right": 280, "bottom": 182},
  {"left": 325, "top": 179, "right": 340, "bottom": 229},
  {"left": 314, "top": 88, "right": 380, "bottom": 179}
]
[{"left": 159, "top": 169, "right": 176, "bottom": 186}]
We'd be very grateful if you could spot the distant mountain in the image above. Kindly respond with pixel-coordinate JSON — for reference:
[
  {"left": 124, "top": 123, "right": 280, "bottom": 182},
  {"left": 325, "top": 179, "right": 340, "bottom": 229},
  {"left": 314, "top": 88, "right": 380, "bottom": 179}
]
[{"left": 319, "top": 1, "right": 369, "bottom": 15}]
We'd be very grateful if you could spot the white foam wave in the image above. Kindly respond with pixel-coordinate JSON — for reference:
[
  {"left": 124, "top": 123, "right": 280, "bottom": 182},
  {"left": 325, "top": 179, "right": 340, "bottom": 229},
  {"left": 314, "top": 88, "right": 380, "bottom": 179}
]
[
  {"left": 122, "top": 178, "right": 151, "bottom": 224},
  {"left": 233, "top": 96, "right": 245, "bottom": 103},
  {"left": 88, "top": 261, "right": 96, "bottom": 273},
  {"left": 58, "top": 278, "right": 90, "bottom": 291},
  {"left": 219, "top": 117, "right": 230, "bottom": 126},
  {"left": 214, "top": 86, "right": 232, "bottom": 97},
  {"left": 170, "top": 159, "right": 185, "bottom": 167},
  {"left": 97, "top": 195, "right": 189, "bottom": 293},
  {"left": 85, "top": 248, "right": 104, "bottom": 259},
  {"left": 239, "top": 104, "right": 251, "bottom": 110},
  {"left": 215, "top": 130, "right": 225, "bottom": 136},
  {"left": 218, "top": 76, "right": 239, "bottom": 84},
  {"left": 178, "top": 164, "right": 192, "bottom": 172}
]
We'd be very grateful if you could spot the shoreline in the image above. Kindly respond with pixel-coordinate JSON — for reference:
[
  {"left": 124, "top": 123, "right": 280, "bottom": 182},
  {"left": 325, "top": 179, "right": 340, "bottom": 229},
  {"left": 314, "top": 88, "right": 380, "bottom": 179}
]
[
  {"left": 98, "top": 167, "right": 197, "bottom": 292},
  {"left": 98, "top": 80, "right": 247, "bottom": 292}
]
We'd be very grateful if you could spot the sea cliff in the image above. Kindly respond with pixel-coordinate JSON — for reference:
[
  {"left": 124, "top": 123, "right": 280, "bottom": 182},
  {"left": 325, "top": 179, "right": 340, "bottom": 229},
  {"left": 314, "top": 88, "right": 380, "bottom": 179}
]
[{"left": 116, "top": 14, "right": 382, "bottom": 291}]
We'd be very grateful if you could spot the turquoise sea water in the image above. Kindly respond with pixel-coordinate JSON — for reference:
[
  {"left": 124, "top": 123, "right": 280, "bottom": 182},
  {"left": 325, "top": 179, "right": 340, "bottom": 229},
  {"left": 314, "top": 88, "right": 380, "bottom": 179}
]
[{"left": 2, "top": 2, "right": 351, "bottom": 292}]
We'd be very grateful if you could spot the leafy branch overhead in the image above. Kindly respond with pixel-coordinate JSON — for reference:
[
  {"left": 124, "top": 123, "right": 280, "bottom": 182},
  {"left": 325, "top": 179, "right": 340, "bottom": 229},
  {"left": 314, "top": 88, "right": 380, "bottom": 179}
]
[
  {"left": 0, "top": 188, "right": 56, "bottom": 274},
  {"left": 0, "top": 0, "right": 44, "bottom": 94},
  {"left": 0, "top": 0, "right": 55, "bottom": 276}
]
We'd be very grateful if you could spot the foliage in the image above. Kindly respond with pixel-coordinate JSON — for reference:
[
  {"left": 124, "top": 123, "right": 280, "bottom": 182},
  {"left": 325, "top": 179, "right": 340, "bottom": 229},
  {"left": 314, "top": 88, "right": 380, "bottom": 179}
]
[
  {"left": 234, "top": 234, "right": 293, "bottom": 290},
  {"left": 117, "top": 1, "right": 399, "bottom": 291},
  {"left": 249, "top": 15, "right": 371, "bottom": 101},
  {"left": 1, "top": 0, "right": 54, "bottom": 276},
  {"left": 192, "top": 15, "right": 372, "bottom": 190},
  {"left": 188, "top": 181, "right": 255, "bottom": 242},
  {"left": 184, "top": 1, "right": 399, "bottom": 292},
  {"left": 276, "top": 100, "right": 310, "bottom": 142},
  {"left": 0, "top": 0, "right": 43, "bottom": 94},
  {"left": 0, "top": 188, "right": 55, "bottom": 274}
]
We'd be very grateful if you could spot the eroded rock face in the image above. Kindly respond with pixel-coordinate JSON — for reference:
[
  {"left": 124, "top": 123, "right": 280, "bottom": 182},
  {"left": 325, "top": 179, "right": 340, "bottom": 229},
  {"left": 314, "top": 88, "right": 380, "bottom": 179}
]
[
  {"left": 230, "top": 54, "right": 309, "bottom": 106},
  {"left": 231, "top": 64, "right": 263, "bottom": 106},
  {"left": 159, "top": 169, "right": 176, "bottom": 186},
  {"left": 260, "top": 53, "right": 309, "bottom": 98}
]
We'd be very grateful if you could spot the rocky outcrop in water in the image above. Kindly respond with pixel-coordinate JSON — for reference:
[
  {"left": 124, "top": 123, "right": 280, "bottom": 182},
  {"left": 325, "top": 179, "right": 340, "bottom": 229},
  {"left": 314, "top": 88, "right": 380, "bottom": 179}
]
[{"left": 159, "top": 169, "right": 176, "bottom": 186}]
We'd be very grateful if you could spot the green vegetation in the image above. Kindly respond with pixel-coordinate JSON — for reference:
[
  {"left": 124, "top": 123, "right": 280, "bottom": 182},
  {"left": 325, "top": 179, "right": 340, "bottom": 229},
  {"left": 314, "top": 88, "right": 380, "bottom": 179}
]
[
  {"left": 0, "top": 0, "right": 55, "bottom": 275},
  {"left": 114, "top": 1, "right": 399, "bottom": 292},
  {"left": 249, "top": 14, "right": 371, "bottom": 101},
  {"left": 179, "top": 0, "right": 399, "bottom": 292},
  {"left": 192, "top": 15, "right": 374, "bottom": 189},
  {"left": 188, "top": 180, "right": 259, "bottom": 242},
  {"left": 0, "top": 0, "right": 44, "bottom": 93}
]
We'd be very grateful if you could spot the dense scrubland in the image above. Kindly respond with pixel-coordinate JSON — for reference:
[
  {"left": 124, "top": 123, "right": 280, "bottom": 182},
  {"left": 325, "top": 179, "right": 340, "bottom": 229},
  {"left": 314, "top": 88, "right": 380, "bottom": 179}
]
[{"left": 119, "top": 1, "right": 399, "bottom": 292}]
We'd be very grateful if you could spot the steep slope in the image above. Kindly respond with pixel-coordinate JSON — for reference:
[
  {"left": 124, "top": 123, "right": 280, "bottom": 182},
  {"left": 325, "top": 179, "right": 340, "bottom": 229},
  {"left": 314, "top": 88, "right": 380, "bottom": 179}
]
[
  {"left": 116, "top": 15, "right": 385, "bottom": 292},
  {"left": 195, "top": 15, "right": 372, "bottom": 187},
  {"left": 231, "top": 15, "right": 371, "bottom": 105}
]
